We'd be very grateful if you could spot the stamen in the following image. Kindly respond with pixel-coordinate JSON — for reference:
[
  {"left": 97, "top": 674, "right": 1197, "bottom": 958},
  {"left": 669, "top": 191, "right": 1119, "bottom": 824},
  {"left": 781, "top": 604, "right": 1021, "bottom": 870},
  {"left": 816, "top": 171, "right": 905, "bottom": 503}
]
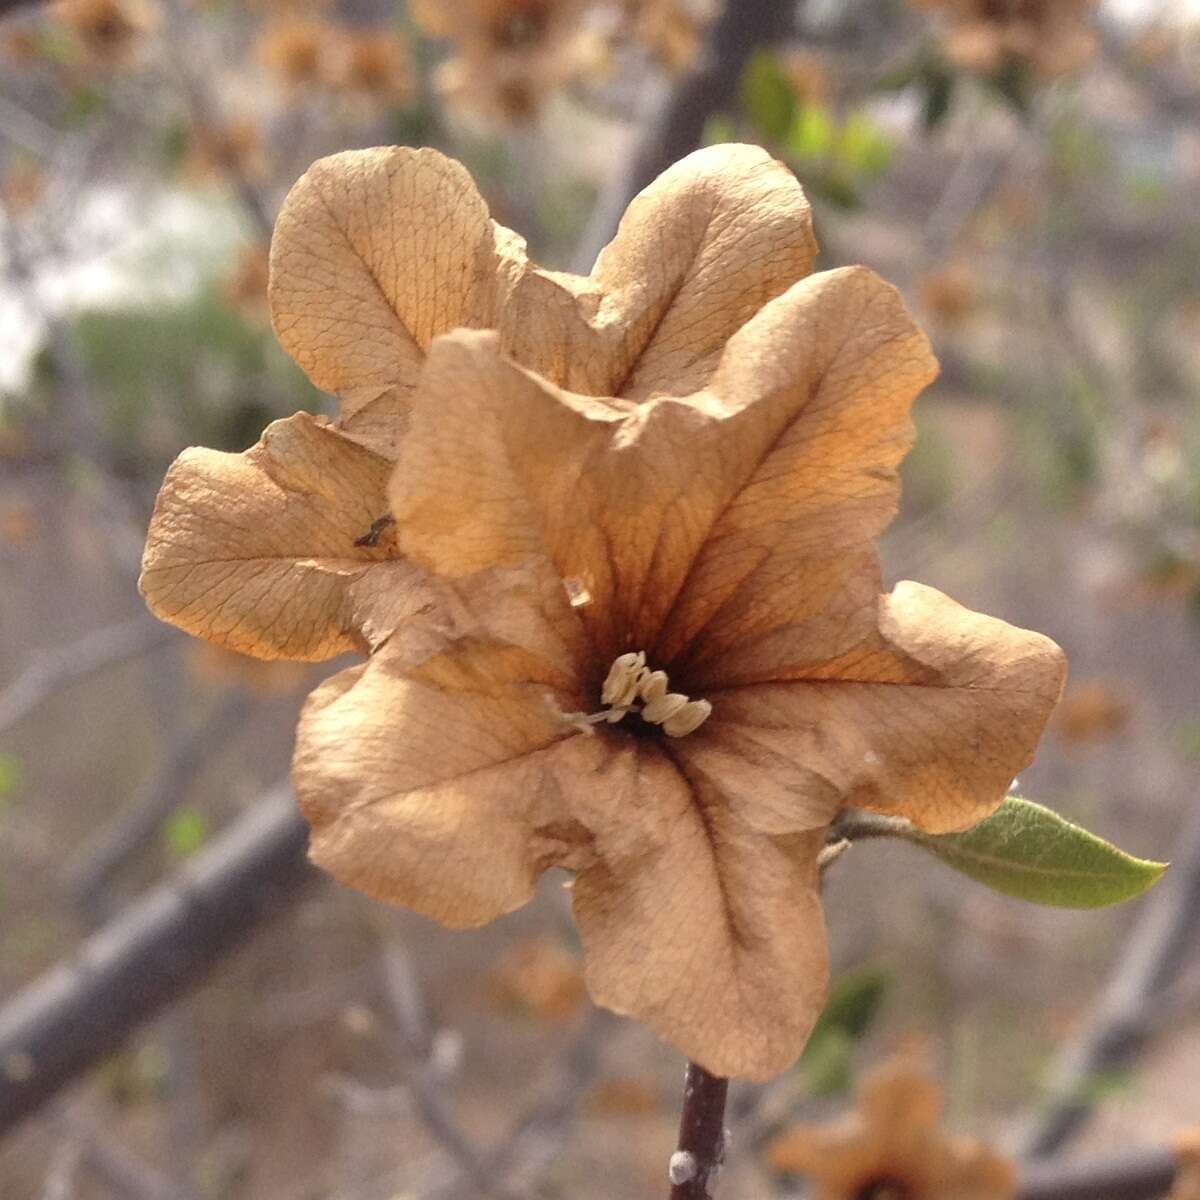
[
  {"left": 596, "top": 653, "right": 713, "bottom": 738},
  {"left": 601, "top": 651, "right": 646, "bottom": 708},
  {"left": 662, "top": 699, "right": 712, "bottom": 738}
]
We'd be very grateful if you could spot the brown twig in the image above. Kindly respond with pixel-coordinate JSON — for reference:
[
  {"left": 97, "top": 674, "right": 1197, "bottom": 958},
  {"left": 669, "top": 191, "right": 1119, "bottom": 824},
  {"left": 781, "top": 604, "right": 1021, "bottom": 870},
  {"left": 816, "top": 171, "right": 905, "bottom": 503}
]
[
  {"left": 1017, "top": 1145, "right": 1177, "bottom": 1200},
  {"left": 667, "top": 1062, "right": 729, "bottom": 1200}
]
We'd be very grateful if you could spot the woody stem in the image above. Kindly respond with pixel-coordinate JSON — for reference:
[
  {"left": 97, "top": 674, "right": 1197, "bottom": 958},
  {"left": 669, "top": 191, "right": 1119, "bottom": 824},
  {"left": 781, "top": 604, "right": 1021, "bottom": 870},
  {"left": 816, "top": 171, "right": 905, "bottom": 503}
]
[{"left": 667, "top": 1061, "right": 729, "bottom": 1200}]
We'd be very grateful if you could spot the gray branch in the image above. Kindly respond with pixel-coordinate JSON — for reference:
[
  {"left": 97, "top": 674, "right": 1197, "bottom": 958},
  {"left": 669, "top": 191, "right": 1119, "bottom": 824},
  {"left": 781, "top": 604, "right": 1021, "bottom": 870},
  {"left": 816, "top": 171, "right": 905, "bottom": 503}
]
[{"left": 0, "top": 788, "right": 313, "bottom": 1136}]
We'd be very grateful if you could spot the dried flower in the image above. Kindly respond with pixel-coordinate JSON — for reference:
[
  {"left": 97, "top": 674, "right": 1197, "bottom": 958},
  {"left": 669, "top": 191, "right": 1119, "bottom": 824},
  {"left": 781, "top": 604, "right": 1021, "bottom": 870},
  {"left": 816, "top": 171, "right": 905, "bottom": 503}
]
[
  {"left": 1052, "top": 678, "right": 1131, "bottom": 745},
  {"left": 1171, "top": 1128, "right": 1200, "bottom": 1200},
  {"left": 410, "top": 0, "right": 602, "bottom": 120},
  {"left": 767, "top": 1052, "right": 1017, "bottom": 1199},
  {"left": 141, "top": 145, "right": 1066, "bottom": 1078},
  {"left": 622, "top": 0, "right": 722, "bottom": 72},
  {"left": 255, "top": 18, "right": 330, "bottom": 89},
  {"left": 911, "top": 0, "right": 1098, "bottom": 80},
  {"left": 488, "top": 935, "right": 587, "bottom": 1022},
  {"left": 53, "top": 0, "right": 144, "bottom": 64},
  {"left": 327, "top": 29, "right": 414, "bottom": 104}
]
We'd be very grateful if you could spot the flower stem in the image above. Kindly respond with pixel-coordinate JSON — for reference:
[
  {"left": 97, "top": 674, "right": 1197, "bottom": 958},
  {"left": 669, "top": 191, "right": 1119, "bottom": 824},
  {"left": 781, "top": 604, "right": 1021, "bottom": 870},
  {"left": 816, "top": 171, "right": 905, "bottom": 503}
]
[{"left": 667, "top": 1061, "right": 729, "bottom": 1200}]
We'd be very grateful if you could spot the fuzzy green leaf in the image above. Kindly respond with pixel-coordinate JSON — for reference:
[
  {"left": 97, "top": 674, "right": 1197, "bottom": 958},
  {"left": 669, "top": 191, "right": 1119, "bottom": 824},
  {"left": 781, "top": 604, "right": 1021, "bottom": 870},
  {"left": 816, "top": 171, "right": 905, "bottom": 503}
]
[{"left": 910, "top": 797, "right": 1166, "bottom": 909}]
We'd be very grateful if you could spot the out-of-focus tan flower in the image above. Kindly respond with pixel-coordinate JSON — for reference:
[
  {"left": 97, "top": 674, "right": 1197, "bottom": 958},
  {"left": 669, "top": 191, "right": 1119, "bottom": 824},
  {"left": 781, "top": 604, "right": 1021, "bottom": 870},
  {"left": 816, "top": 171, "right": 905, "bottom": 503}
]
[
  {"left": 0, "top": 161, "right": 47, "bottom": 215},
  {"left": 185, "top": 116, "right": 266, "bottom": 184},
  {"left": 186, "top": 642, "right": 309, "bottom": 697},
  {"left": 622, "top": 0, "right": 722, "bottom": 72},
  {"left": 911, "top": 0, "right": 1098, "bottom": 80},
  {"left": 410, "top": 0, "right": 602, "bottom": 121},
  {"left": 223, "top": 242, "right": 271, "bottom": 319},
  {"left": 488, "top": 935, "right": 587, "bottom": 1022},
  {"left": 0, "top": 501, "right": 37, "bottom": 546},
  {"left": 784, "top": 47, "right": 831, "bottom": 107},
  {"left": 767, "top": 1051, "right": 1017, "bottom": 1199},
  {"left": 917, "top": 261, "right": 979, "bottom": 327},
  {"left": 255, "top": 18, "right": 330, "bottom": 89},
  {"left": 1052, "top": 678, "right": 1131, "bottom": 745},
  {"left": 1171, "top": 1128, "right": 1200, "bottom": 1200},
  {"left": 141, "top": 144, "right": 1066, "bottom": 1079},
  {"left": 327, "top": 28, "right": 414, "bottom": 104},
  {"left": 53, "top": 0, "right": 146, "bottom": 65},
  {"left": 1, "top": 27, "right": 42, "bottom": 64},
  {"left": 587, "top": 1076, "right": 661, "bottom": 1115}
]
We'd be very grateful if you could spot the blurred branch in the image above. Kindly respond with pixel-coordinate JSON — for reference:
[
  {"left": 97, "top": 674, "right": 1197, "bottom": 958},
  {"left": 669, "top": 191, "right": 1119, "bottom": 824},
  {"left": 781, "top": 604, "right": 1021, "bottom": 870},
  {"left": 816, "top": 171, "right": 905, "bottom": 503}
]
[
  {"left": 1018, "top": 1146, "right": 1177, "bottom": 1200},
  {"left": 0, "top": 787, "right": 314, "bottom": 1137},
  {"left": 572, "top": 0, "right": 796, "bottom": 272},
  {"left": 65, "top": 689, "right": 257, "bottom": 910},
  {"left": 53, "top": 1108, "right": 193, "bottom": 1200},
  {"left": 0, "top": 0, "right": 50, "bottom": 18},
  {"left": 0, "top": 616, "right": 174, "bottom": 736},
  {"left": 1020, "top": 799, "right": 1200, "bottom": 1157}
]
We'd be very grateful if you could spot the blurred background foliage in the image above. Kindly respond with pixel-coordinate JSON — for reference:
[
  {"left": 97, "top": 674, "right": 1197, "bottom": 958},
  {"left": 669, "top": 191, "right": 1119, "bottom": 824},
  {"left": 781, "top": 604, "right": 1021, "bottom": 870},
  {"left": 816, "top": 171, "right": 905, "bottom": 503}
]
[{"left": 1, "top": 0, "right": 1199, "bottom": 1197}]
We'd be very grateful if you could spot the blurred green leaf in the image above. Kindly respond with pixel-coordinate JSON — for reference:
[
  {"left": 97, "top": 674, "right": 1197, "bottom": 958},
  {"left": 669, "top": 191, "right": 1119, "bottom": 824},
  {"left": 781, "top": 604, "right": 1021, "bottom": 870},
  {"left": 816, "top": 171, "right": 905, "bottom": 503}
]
[
  {"left": 921, "top": 66, "right": 957, "bottom": 130},
  {"left": 164, "top": 807, "right": 210, "bottom": 858},
  {"left": 909, "top": 798, "right": 1166, "bottom": 909},
  {"left": 702, "top": 114, "right": 737, "bottom": 147},
  {"left": 0, "top": 752, "right": 23, "bottom": 798},
  {"left": 787, "top": 104, "right": 836, "bottom": 161},
  {"left": 800, "top": 964, "right": 891, "bottom": 1095},
  {"left": 62, "top": 86, "right": 107, "bottom": 129},
  {"left": 837, "top": 110, "right": 893, "bottom": 176},
  {"left": 740, "top": 50, "right": 796, "bottom": 145}
]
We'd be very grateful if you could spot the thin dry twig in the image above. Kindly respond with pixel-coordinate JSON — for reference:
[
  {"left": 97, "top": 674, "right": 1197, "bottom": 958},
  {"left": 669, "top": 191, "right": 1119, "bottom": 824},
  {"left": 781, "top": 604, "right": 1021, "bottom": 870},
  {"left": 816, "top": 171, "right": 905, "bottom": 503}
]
[
  {"left": 0, "top": 616, "right": 174, "bottom": 736},
  {"left": 1018, "top": 1145, "right": 1177, "bottom": 1200},
  {"left": 668, "top": 1063, "right": 729, "bottom": 1200},
  {"left": 1020, "top": 798, "right": 1200, "bottom": 1157},
  {"left": 65, "top": 689, "right": 257, "bottom": 909}
]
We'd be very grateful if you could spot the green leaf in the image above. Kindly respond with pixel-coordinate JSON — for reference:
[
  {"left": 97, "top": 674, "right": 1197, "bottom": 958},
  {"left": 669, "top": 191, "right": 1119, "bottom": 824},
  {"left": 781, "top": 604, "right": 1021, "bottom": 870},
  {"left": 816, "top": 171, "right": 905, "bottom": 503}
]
[
  {"left": 909, "top": 797, "right": 1166, "bottom": 909},
  {"left": 801, "top": 964, "right": 891, "bottom": 1095},
  {"left": 164, "top": 808, "right": 210, "bottom": 859},
  {"left": 740, "top": 50, "right": 796, "bottom": 145},
  {"left": 0, "top": 752, "right": 23, "bottom": 798}
]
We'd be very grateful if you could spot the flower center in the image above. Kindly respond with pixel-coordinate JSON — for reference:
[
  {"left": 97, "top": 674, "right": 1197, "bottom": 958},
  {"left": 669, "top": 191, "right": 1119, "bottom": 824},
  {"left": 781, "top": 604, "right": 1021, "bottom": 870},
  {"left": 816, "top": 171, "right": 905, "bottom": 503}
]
[
  {"left": 854, "top": 1176, "right": 914, "bottom": 1200},
  {"left": 597, "top": 651, "right": 712, "bottom": 738}
]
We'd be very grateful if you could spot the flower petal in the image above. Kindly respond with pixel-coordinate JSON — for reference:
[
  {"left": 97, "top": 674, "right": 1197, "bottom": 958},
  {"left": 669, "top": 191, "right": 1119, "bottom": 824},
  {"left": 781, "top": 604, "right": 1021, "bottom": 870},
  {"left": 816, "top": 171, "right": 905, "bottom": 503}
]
[
  {"left": 561, "top": 735, "right": 829, "bottom": 1081},
  {"left": 268, "top": 146, "right": 524, "bottom": 456},
  {"left": 269, "top": 144, "right": 814, "bottom": 455},
  {"left": 140, "top": 412, "right": 434, "bottom": 661},
  {"left": 702, "top": 582, "right": 1067, "bottom": 835},
  {"left": 392, "top": 264, "right": 934, "bottom": 675},
  {"left": 293, "top": 636, "right": 584, "bottom": 927},
  {"left": 657, "top": 265, "right": 939, "bottom": 680},
  {"left": 505, "top": 143, "right": 817, "bottom": 398}
]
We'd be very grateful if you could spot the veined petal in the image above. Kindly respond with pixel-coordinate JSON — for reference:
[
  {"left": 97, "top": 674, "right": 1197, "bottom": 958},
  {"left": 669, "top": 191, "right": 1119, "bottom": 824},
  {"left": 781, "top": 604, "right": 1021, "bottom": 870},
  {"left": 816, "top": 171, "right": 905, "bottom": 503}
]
[
  {"left": 699, "top": 582, "right": 1067, "bottom": 835},
  {"left": 504, "top": 143, "right": 817, "bottom": 398},
  {"left": 558, "top": 736, "right": 829, "bottom": 1081},
  {"left": 293, "top": 636, "right": 586, "bottom": 927},
  {"left": 140, "top": 412, "right": 435, "bottom": 661},
  {"left": 268, "top": 144, "right": 815, "bottom": 456},
  {"left": 269, "top": 147, "right": 525, "bottom": 457}
]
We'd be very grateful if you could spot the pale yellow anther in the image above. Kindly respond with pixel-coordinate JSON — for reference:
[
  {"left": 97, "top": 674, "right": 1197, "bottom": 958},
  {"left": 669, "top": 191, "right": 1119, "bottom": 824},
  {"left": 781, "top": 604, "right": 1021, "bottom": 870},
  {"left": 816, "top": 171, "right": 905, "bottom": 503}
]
[
  {"left": 595, "top": 654, "right": 712, "bottom": 737},
  {"left": 642, "top": 690, "right": 691, "bottom": 725},
  {"left": 601, "top": 651, "right": 646, "bottom": 708},
  {"left": 638, "top": 670, "right": 669, "bottom": 705},
  {"left": 663, "top": 699, "right": 713, "bottom": 738}
]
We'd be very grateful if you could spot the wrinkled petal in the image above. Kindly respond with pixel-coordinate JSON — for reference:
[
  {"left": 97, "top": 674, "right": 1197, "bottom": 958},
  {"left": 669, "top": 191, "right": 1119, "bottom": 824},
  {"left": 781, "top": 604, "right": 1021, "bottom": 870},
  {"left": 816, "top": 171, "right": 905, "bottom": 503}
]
[
  {"left": 504, "top": 143, "right": 817, "bottom": 398},
  {"left": 269, "top": 143, "right": 816, "bottom": 454},
  {"left": 293, "top": 636, "right": 586, "bottom": 927},
  {"left": 269, "top": 146, "right": 525, "bottom": 456},
  {"left": 140, "top": 413, "right": 434, "bottom": 661},
  {"left": 391, "top": 264, "right": 934, "bottom": 675},
  {"left": 557, "top": 735, "right": 829, "bottom": 1081},
  {"left": 697, "top": 582, "right": 1066, "bottom": 835}
]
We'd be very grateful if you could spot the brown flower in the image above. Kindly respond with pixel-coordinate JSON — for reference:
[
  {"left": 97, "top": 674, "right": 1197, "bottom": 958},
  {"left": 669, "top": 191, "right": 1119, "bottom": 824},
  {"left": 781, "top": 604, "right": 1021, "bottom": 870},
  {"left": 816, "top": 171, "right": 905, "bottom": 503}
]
[
  {"left": 1172, "top": 1128, "right": 1200, "bottom": 1200},
  {"left": 767, "top": 1052, "right": 1016, "bottom": 1199},
  {"left": 410, "top": 0, "right": 601, "bottom": 120},
  {"left": 255, "top": 17, "right": 330, "bottom": 89},
  {"left": 1052, "top": 678, "right": 1131, "bottom": 745},
  {"left": 912, "top": 0, "right": 1098, "bottom": 79},
  {"left": 53, "top": 0, "right": 144, "bottom": 64},
  {"left": 326, "top": 29, "right": 414, "bottom": 104},
  {"left": 488, "top": 935, "right": 587, "bottom": 1022},
  {"left": 622, "top": 0, "right": 722, "bottom": 72},
  {"left": 141, "top": 145, "right": 1065, "bottom": 1078}
]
